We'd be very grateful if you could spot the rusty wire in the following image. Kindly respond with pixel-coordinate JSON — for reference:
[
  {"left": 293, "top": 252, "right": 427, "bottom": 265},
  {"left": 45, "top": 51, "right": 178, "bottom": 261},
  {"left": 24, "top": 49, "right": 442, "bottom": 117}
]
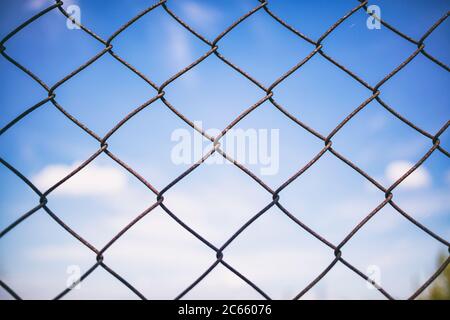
[{"left": 0, "top": 0, "right": 449, "bottom": 300}]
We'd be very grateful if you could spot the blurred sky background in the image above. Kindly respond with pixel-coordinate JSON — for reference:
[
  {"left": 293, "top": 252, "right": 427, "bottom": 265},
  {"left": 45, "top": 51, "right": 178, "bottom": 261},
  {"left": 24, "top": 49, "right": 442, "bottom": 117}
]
[{"left": 0, "top": 0, "right": 449, "bottom": 299}]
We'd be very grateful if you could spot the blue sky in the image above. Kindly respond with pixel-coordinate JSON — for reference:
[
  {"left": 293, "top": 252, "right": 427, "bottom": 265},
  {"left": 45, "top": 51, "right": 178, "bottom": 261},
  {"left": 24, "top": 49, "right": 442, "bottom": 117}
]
[{"left": 0, "top": 0, "right": 449, "bottom": 299}]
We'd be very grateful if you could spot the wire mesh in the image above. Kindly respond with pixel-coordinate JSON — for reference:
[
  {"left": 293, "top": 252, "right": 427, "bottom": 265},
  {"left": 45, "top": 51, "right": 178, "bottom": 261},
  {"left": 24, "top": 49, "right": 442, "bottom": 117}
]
[{"left": 0, "top": 0, "right": 449, "bottom": 300}]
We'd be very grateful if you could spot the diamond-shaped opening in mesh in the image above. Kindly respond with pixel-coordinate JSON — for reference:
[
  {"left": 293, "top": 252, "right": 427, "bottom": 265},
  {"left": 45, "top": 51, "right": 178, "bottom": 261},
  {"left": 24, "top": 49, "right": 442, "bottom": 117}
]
[
  {"left": 109, "top": 5, "right": 211, "bottom": 85},
  {"left": 222, "top": 206, "right": 333, "bottom": 299},
  {"left": 218, "top": 100, "right": 325, "bottom": 189},
  {"left": 0, "top": 58, "right": 45, "bottom": 129},
  {"left": 54, "top": 53, "right": 159, "bottom": 137},
  {"left": 380, "top": 54, "right": 450, "bottom": 134},
  {"left": 331, "top": 100, "right": 433, "bottom": 181},
  {"left": 103, "top": 206, "right": 215, "bottom": 299},
  {"left": 320, "top": 8, "right": 419, "bottom": 85},
  {"left": 264, "top": 0, "right": 359, "bottom": 41},
  {"left": 106, "top": 99, "right": 212, "bottom": 191},
  {"left": 37, "top": 152, "right": 156, "bottom": 249},
  {"left": 167, "top": 0, "right": 262, "bottom": 41},
  {"left": 0, "top": 102, "right": 99, "bottom": 182},
  {"left": 273, "top": 54, "right": 370, "bottom": 135},
  {"left": 341, "top": 204, "right": 449, "bottom": 299},
  {"left": 163, "top": 54, "right": 264, "bottom": 131},
  {"left": 372, "top": 0, "right": 449, "bottom": 40},
  {"left": 2, "top": 6, "right": 105, "bottom": 85},
  {"left": 162, "top": 153, "right": 272, "bottom": 247},
  {"left": 217, "top": 8, "right": 315, "bottom": 87},
  {"left": 0, "top": 163, "right": 39, "bottom": 232},
  {"left": 299, "top": 261, "right": 389, "bottom": 300},
  {"left": 0, "top": 208, "right": 93, "bottom": 299},
  {"left": 278, "top": 151, "right": 386, "bottom": 244},
  {"left": 181, "top": 263, "right": 265, "bottom": 300}
]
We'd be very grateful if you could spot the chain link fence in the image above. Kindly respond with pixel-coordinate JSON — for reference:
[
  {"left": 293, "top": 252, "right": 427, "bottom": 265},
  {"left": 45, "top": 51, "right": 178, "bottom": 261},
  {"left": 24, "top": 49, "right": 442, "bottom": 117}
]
[{"left": 0, "top": 0, "right": 449, "bottom": 300}]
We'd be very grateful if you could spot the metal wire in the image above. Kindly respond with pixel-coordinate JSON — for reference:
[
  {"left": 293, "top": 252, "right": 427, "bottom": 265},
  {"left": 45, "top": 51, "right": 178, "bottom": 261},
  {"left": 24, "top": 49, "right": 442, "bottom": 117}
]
[{"left": 1, "top": 0, "right": 449, "bottom": 300}]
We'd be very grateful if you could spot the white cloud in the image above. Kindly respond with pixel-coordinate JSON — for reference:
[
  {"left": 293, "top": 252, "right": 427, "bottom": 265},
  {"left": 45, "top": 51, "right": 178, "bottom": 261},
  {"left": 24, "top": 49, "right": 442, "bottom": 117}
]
[
  {"left": 162, "top": 1, "right": 223, "bottom": 83},
  {"left": 7, "top": 162, "right": 446, "bottom": 299},
  {"left": 165, "top": 22, "right": 194, "bottom": 72},
  {"left": 32, "top": 162, "right": 128, "bottom": 196},
  {"left": 385, "top": 160, "right": 431, "bottom": 189},
  {"left": 27, "top": 0, "right": 51, "bottom": 10},
  {"left": 181, "top": 1, "right": 221, "bottom": 29}
]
